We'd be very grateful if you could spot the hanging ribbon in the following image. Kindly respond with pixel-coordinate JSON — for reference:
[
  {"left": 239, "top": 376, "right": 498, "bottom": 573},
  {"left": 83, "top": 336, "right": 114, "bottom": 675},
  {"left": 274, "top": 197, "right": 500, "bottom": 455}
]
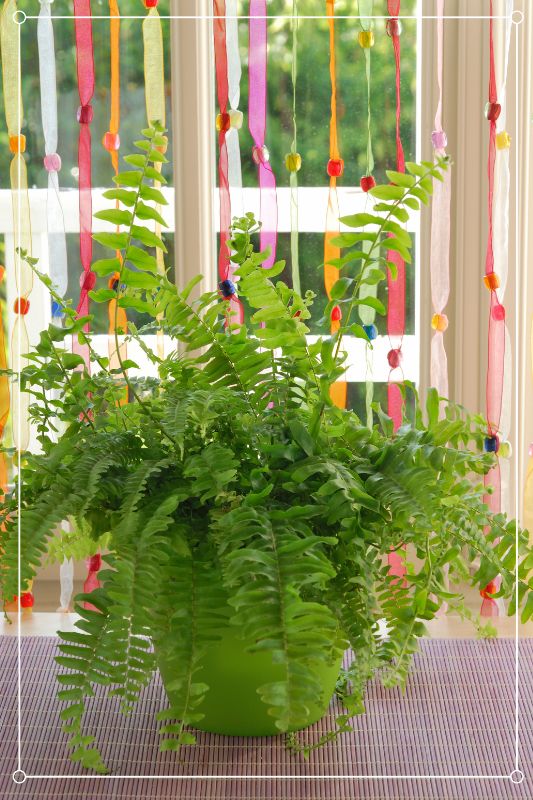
[
  {"left": 385, "top": 0, "right": 406, "bottom": 579},
  {"left": 73, "top": 0, "right": 95, "bottom": 373},
  {"left": 143, "top": 0, "right": 167, "bottom": 358},
  {"left": 104, "top": 0, "right": 128, "bottom": 397},
  {"left": 429, "top": 0, "right": 451, "bottom": 400},
  {"left": 324, "top": 0, "right": 346, "bottom": 409},
  {"left": 1, "top": 0, "right": 34, "bottom": 611},
  {"left": 481, "top": 0, "right": 513, "bottom": 617},
  {"left": 525, "top": 322, "right": 533, "bottom": 539},
  {"left": 214, "top": 0, "right": 243, "bottom": 324},
  {"left": 249, "top": 0, "right": 278, "bottom": 272},
  {"left": 38, "top": 0, "right": 73, "bottom": 612},
  {"left": 285, "top": 0, "right": 301, "bottom": 294},
  {"left": 225, "top": 0, "right": 244, "bottom": 218}
]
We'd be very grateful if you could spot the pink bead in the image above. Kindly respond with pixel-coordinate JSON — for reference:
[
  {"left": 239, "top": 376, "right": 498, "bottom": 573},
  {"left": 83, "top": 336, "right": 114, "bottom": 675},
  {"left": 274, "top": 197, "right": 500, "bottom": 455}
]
[
  {"left": 386, "top": 18, "right": 402, "bottom": 37},
  {"left": 77, "top": 104, "right": 93, "bottom": 124},
  {"left": 81, "top": 271, "right": 96, "bottom": 291},
  {"left": 44, "top": 153, "right": 61, "bottom": 172},
  {"left": 431, "top": 130, "right": 447, "bottom": 150},
  {"left": 491, "top": 303, "right": 506, "bottom": 321},
  {"left": 387, "top": 348, "right": 402, "bottom": 369}
]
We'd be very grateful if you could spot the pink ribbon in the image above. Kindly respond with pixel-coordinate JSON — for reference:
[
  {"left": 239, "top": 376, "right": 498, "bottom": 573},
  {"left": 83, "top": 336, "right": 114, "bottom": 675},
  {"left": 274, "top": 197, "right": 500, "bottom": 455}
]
[
  {"left": 74, "top": 0, "right": 95, "bottom": 367},
  {"left": 248, "top": 0, "right": 277, "bottom": 270}
]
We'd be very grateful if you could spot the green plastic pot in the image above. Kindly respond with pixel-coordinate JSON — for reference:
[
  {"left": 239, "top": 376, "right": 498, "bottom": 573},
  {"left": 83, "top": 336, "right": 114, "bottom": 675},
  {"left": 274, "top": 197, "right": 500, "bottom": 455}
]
[{"left": 158, "top": 626, "right": 342, "bottom": 737}]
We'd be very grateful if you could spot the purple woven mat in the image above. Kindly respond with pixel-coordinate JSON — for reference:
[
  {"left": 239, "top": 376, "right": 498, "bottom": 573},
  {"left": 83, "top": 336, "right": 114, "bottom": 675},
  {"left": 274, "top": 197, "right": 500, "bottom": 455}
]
[{"left": 0, "top": 636, "right": 531, "bottom": 799}]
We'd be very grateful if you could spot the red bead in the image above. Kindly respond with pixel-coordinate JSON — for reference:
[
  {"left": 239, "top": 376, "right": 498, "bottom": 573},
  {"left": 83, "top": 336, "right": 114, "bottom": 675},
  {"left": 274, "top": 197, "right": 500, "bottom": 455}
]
[
  {"left": 77, "top": 104, "right": 93, "bottom": 124},
  {"left": 327, "top": 158, "right": 344, "bottom": 178},
  {"left": 14, "top": 297, "right": 30, "bottom": 315},
  {"left": 81, "top": 271, "right": 96, "bottom": 291},
  {"left": 484, "top": 102, "right": 501, "bottom": 122},
  {"left": 20, "top": 592, "right": 34, "bottom": 608},
  {"left": 387, "top": 348, "right": 402, "bottom": 369},
  {"left": 331, "top": 304, "right": 342, "bottom": 322},
  {"left": 360, "top": 175, "right": 376, "bottom": 192},
  {"left": 102, "top": 131, "right": 120, "bottom": 152},
  {"left": 481, "top": 579, "right": 498, "bottom": 599},
  {"left": 293, "top": 310, "right": 301, "bottom": 318},
  {"left": 144, "top": 0, "right": 158, "bottom": 6},
  {"left": 491, "top": 303, "right": 505, "bottom": 321}
]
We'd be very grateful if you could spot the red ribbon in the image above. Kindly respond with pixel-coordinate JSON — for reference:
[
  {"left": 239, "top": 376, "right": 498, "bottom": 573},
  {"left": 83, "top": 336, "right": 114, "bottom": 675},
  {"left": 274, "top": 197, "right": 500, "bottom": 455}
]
[{"left": 74, "top": 0, "right": 95, "bottom": 356}]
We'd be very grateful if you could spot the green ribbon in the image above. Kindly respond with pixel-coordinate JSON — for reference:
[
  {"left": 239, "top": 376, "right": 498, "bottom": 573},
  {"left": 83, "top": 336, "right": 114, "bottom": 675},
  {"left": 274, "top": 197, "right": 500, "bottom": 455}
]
[{"left": 289, "top": 0, "right": 300, "bottom": 294}]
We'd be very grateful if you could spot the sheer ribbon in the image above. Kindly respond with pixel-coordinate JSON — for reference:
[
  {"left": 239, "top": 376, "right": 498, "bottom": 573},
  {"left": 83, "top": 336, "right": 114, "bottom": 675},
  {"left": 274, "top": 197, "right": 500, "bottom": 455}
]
[
  {"left": 429, "top": 0, "right": 451, "bottom": 400},
  {"left": 249, "top": 0, "right": 278, "bottom": 271},
  {"left": 385, "top": 0, "right": 406, "bottom": 578},
  {"left": 226, "top": 0, "right": 243, "bottom": 215},
  {"left": 325, "top": 0, "right": 346, "bottom": 409},
  {"left": 38, "top": 0, "right": 73, "bottom": 611},
  {"left": 106, "top": 0, "right": 128, "bottom": 395},
  {"left": 73, "top": 0, "right": 95, "bottom": 373},
  {"left": 143, "top": 3, "right": 167, "bottom": 357},
  {"left": 481, "top": 0, "right": 513, "bottom": 616},
  {"left": 1, "top": 0, "right": 34, "bottom": 610}
]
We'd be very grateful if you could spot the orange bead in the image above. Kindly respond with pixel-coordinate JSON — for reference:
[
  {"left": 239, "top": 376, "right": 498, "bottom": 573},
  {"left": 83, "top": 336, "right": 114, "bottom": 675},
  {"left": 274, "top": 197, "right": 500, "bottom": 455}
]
[
  {"left": 14, "top": 297, "right": 30, "bottom": 315},
  {"left": 0, "top": 265, "right": 5, "bottom": 283},
  {"left": 483, "top": 273, "right": 500, "bottom": 291},
  {"left": 216, "top": 113, "right": 231, "bottom": 133},
  {"left": 431, "top": 313, "right": 449, "bottom": 332},
  {"left": 9, "top": 134, "right": 26, "bottom": 154}
]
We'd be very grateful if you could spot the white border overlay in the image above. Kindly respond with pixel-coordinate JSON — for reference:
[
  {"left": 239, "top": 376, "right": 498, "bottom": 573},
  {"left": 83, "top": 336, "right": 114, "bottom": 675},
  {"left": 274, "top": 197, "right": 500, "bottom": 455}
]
[{"left": 10, "top": 5, "right": 526, "bottom": 787}]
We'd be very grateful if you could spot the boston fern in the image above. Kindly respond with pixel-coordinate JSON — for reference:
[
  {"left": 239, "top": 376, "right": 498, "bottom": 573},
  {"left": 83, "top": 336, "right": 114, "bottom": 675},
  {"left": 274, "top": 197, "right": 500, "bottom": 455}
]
[{"left": 1, "top": 124, "right": 532, "bottom": 773}]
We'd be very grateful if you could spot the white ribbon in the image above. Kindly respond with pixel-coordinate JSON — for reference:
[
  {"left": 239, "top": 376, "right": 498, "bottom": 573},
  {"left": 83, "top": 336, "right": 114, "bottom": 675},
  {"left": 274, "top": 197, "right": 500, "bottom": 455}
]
[
  {"left": 38, "top": 0, "right": 68, "bottom": 303},
  {"left": 225, "top": 0, "right": 243, "bottom": 217}
]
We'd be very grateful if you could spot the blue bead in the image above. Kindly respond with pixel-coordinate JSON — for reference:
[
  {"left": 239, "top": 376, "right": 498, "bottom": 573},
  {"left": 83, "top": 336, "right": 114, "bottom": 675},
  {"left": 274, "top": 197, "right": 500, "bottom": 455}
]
[
  {"left": 363, "top": 324, "right": 378, "bottom": 341},
  {"left": 484, "top": 435, "right": 499, "bottom": 453},
  {"left": 219, "top": 279, "right": 237, "bottom": 298},
  {"left": 51, "top": 300, "right": 64, "bottom": 318}
]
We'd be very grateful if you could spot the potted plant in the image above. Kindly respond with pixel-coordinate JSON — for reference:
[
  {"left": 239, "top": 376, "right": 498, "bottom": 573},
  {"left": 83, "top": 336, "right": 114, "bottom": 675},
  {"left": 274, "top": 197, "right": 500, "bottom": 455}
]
[{"left": 1, "top": 125, "right": 531, "bottom": 773}]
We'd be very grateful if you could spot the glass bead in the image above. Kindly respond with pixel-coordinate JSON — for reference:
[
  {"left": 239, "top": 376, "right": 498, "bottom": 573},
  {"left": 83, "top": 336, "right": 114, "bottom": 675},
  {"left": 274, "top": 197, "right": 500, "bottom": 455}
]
[
  {"left": 14, "top": 297, "right": 30, "bottom": 315},
  {"left": 431, "top": 313, "right": 449, "bottom": 332},
  {"left": 252, "top": 145, "right": 270, "bottom": 165},
  {"left": 219, "top": 279, "right": 236, "bottom": 298},
  {"left": 529, "top": 443, "right": 533, "bottom": 458},
  {"left": 77, "top": 104, "right": 94, "bottom": 124},
  {"left": 484, "top": 435, "right": 499, "bottom": 453},
  {"left": 484, "top": 101, "right": 501, "bottom": 122},
  {"left": 0, "top": 265, "right": 5, "bottom": 283},
  {"left": 144, "top": 0, "right": 158, "bottom": 6},
  {"left": 108, "top": 272, "right": 120, "bottom": 291},
  {"left": 81, "top": 271, "right": 96, "bottom": 291},
  {"left": 331, "top": 304, "right": 342, "bottom": 322},
  {"left": 496, "top": 130, "right": 511, "bottom": 150},
  {"left": 387, "top": 348, "right": 402, "bottom": 369},
  {"left": 9, "top": 134, "right": 26, "bottom": 154},
  {"left": 498, "top": 440, "right": 512, "bottom": 459},
  {"left": 51, "top": 301, "right": 65, "bottom": 318},
  {"left": 229, "top": 109, "right": 243, "bottom": 130},
  {"left": 216, "top": 112, "right": 231, "bottom": 133},
  {"left": 88, "top": 553, "right": 102, "bottom": 572},
  {"left": 293, "top": 309, "right": 301, "bottom": 318},
  {"left": 358, "top": 30, "right": 375, "bottom": 48},
  {"left": 431, "top": 130, "right": 447, "bottom": 150},
  {"left": 44, "top": 152, "right": 61, "bottom": 172},
  {"left": 386, "top": 18, "right": 402, "bottom": 37},
  {"left": 483, "top": 273, "right": 500, "bottom": 291},
  {"left": 360, "top": 175, "right": 376, "bottom": 192},
  {"left": 20, "top": 591, "right": 34, "bottom": 609},
  {"left": 102, "top": 131, "right": 120, "bottom": 151},
  {"left": 285, "top": 152, "right": 302, "bottom": 172},
  {"left": 363, "top": 323, "right": 378, "bottom": 341},
  {"left": 491, "top": 303, "right": 505, "bottom": 321},
  {"left": 327, "top": 158, "right": 344, "bottom": 178},
  {"left": 480, "top": 579, "right": 498, "bottom": 599}
]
